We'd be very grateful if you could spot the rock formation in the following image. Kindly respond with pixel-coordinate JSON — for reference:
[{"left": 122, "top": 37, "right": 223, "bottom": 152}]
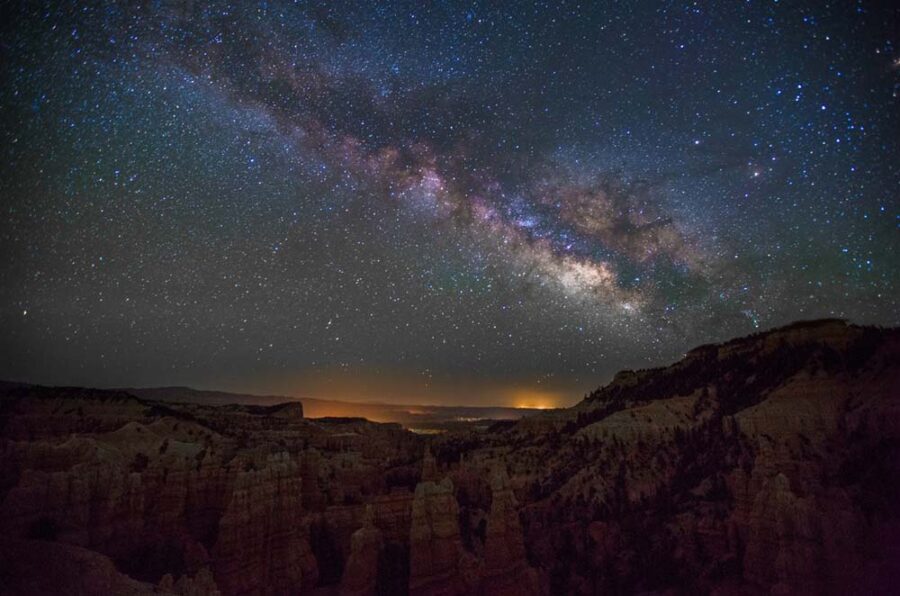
[
  {"left": 158, "top": 568, "right": 221, "bottom": 596},
  {"left": 211, "top": 452, "right": 318, "bottom": 594},
  {"left": 339, "top": 505, "right": 383, "bottom": 596},
  {"left": 480, "top": 465, "right": 540, "bottom": 596},
  {"left": 0, "top": 386, "right": 422, "bottom": 595},
  {"left": 300, "top": 447, "right": 325, "bottom": 511},
  {"left": 0, "top": 538, "right": 160, "bottom": 596},
  {"left": 421, "top": 445, "right": 438, "bottom": 482},
  {"left": 1, "top": 319, "right": 898, "bottom": 594},
  {"left": 434, "top": 319, "right": 900, "bottom": 594},
  {"left": 408, "top": 477, "right": 477, "bottom": 596}
]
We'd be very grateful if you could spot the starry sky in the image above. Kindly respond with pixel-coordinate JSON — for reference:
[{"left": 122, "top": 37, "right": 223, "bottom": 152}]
[{"left": 1, "top": 1, "right": 898, "bottom": 407}]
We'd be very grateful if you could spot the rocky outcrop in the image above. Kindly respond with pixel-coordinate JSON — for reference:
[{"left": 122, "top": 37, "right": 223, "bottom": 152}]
[
  {"left": 211, "top": 452, "right": 317, "bottom": 594},
  {"left": 1, "top": 319, "right": 898, "bottom": 595},
  {"left": 408, "top": 477, "right": 478, "bottom": 596},
  {"left": 159, "top": 568, "right": 221, "bottom": 596},
  {"left": 480, "top": 465, "right": 540, "bottom": 596},
  {"left": 421, "top": 446, "right": 438, "bottom": 483},
  {"left": 738, "top": 472, "right": 836, "bottom": 594},
  {"left": 0, "top": 538, "right": 159, "bottom": 596},
  {"left": 301, "top": 447, "right": 325, "bottom": 511},
  {"left": 0, "top": 384, "right": 425, "bottom": 595},
  {"left": 371, "top": 490, "right": 415, "bottom": 544},
  {"left": 433, "top": 319, "right": 900, "bottom": 594},
  {"left": 339, "top": 505, "right": 383, "bottom": 596}
]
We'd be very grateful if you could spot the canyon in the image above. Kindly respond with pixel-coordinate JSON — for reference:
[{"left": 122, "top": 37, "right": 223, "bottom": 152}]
[{"left": 1, "top": 319, "right": 898, "bottom": 594}]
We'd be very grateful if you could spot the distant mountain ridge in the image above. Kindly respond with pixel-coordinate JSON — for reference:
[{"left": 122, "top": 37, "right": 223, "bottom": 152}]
[
  {"left": 124, "top": 386, "right": 544, "bottom": 427},
  {"left": 0, "top": 381, "right": 541, "bottom": 429}
]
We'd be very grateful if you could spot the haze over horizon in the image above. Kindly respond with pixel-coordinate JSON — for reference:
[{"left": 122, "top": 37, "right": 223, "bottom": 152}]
[
  {"left": 2, "top": 2, "right": 898, "bottom": 407},
  {"left": 2, "top": 317, "right": 879, "bottom": 410}
]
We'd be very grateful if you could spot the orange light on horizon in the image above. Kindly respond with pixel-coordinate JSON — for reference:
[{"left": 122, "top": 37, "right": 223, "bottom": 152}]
[
  {"left": 244, "top": 369, "right": 577, "bottom": 410},
  {"left": 509, "top": 388, "right": 563, "bottom": 410}
]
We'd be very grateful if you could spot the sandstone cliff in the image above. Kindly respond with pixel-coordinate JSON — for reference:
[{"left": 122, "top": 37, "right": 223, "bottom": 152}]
[
  {"left": 338, "top": 505, "right": 383, "bottom": 596},
  {"left": 433, "top": 319, "right": 900, "bottom": 594},
  {"left": 408, "top": 477, "right": 478, "bottom": 596}
]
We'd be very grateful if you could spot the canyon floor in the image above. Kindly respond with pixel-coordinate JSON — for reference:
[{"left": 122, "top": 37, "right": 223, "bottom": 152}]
[{"left": 1, "top": 319, "right": 899, "bottom": 595}]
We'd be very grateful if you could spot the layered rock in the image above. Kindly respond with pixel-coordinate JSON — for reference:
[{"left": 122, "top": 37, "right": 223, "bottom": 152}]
[
  {"left": 433, "top": 319, "right": 900, "bottom": 594},
  {"left": 211, "top": 452, "right": 318, "bottom": 595},
  {"left": 0, "top": 538, "right": 159, "bottom": 596},
  {"left": 0, "top": 383, "right": 427, "bottom": 595},
  {"left": 158, "top": 568, "right": 221, "bottom": 596},
  {"left": 421, "top": 446, "right": 438, "bottom": 483},
  {"left": 339, "top": 505, "right": 383, "bottom": 596},
  {"left": 300, "top": 447, "right": 325, "bottom": 511},
  {"left": 370, "top": 490, "right": 415, "bottom": 544},
  {"left": 408, "top": 477, "right": 477, "bottom": 596},
  {"left": 480, "top": 465, "right": 540, "bottom": 596},
  {"left": 1, "top": 319, "right": 898, "bottom": 595}
]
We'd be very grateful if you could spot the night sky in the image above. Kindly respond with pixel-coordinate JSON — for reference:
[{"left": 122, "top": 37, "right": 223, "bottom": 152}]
[{"left": 2, "top": 1, "right": 898, "bottom": 407}]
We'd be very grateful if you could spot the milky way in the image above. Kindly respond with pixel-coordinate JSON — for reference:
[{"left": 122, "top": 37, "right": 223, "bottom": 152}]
[{"left": 1, "top": 1, "right": 898, "bottom": 405}]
